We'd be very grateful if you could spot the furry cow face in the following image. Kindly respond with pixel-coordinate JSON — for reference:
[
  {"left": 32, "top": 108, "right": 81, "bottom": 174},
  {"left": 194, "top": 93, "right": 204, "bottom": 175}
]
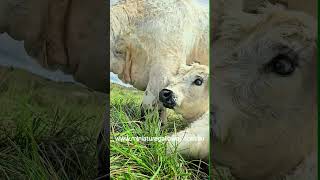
[
  {"left": 160, "top": 63, "right": 209, "bottom": 120},
  {"left": 212, "top": 3, "right": 317, "bottom": 179}
]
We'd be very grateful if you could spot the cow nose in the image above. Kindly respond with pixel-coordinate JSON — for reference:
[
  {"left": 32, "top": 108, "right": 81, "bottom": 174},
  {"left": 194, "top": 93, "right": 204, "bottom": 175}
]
[{"left": 159, "top": 89, "right": 173, "bottom": 100}]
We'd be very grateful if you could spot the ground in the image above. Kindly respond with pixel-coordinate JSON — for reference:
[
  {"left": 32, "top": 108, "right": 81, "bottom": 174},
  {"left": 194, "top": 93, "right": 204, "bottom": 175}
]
[{"left": 0, "top": 66, "right": 106, "bottom": 179}]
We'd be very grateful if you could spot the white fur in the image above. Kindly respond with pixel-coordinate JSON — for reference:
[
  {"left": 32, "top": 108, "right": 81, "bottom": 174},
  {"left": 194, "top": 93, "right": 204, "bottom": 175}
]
[
  {"left": 212, "top": 1, "right": 317, "bottom": 179},
  {"left": 110, "top": 0, "right": 209, "bottom": 112},
  {"left": 167, "top": 112, "right": 209, "bottom": 160}
]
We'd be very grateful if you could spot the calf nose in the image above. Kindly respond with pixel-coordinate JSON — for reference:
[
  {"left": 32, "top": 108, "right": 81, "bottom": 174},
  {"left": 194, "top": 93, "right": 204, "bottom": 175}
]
[
  {"left": 159, "top": 89, "right": 176, "bottom": 109},
  {"left": 159, "top": 89, "right": 173, "bottom": 101}
]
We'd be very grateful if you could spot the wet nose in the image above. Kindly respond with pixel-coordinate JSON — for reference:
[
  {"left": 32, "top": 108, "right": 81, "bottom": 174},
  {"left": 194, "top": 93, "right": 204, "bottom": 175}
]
[
  {"left": 159, "top": 89, "right": 173, "bottom": 100},
  {"left": 159, "top": 89, "right": 176, "bottom": 109}
]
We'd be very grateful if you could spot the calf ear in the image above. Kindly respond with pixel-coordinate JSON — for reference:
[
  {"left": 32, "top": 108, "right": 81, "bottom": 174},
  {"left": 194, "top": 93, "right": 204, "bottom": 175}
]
[{"left": 177, "top": 63, "right": 191, "bottom": 74}]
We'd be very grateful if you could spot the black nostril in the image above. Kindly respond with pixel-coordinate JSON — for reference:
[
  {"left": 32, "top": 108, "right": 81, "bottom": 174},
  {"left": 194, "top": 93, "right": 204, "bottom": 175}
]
[
  {"left": 159, "top": 89, "right": 173, "bottom": 99},
  {"left": 163, "top": 90, "right": 172, "bottom": 98}
]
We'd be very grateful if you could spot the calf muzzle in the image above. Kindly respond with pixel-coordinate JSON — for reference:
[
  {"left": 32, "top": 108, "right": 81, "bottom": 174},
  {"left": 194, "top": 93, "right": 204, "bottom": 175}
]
[{"left": 159, "top": 89, "right": 176, "bottom": 109}]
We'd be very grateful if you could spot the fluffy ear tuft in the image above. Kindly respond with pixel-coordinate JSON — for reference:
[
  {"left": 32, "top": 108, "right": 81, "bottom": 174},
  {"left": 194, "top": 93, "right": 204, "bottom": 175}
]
[
  {"left": 178, "top": 64, "right": 192, "bottom": 74},
  {"left": 191, "top": 61, "right": 200, "bottom": 65},
  {"left": 191, "top": 62, "right": 209, "bottom": 69}
]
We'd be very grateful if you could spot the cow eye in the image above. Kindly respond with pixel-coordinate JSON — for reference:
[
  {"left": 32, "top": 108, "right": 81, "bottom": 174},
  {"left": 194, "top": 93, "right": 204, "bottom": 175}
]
[
  {"left": 267, "top": 54, "right": 296, "bottom": 76},
  {"left": 113, "top": 49, "right": 125, "bottom": 58},
  {"left": 193, "top": 78, "right": 203, "bottom": 86}
]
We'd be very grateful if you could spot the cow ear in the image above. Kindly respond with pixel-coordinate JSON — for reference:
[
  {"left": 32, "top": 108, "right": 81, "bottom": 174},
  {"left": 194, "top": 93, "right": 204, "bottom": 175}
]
[
  {"left": 123, "top": 42, "right": 133, "bottom": 83},
  {"left": 116, "top": 33, "right": 136, "bottom": 83}
]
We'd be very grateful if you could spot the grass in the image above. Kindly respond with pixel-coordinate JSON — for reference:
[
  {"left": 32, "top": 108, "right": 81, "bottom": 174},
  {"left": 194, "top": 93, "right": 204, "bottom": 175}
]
[
  {"left": 110, "top": 84, "right": 209, "bottom": 179},
  {"left": 0, "top": 66, "right": 107, "bottom": 179}
]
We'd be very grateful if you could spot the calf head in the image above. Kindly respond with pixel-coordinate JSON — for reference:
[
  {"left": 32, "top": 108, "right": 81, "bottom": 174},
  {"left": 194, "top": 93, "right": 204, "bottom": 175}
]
[
  {"left": 212, "top": 2, "right": 317, "bottom": 179},
  {"left": 159, "top": 63, "right": 209, "bottom": 121}
]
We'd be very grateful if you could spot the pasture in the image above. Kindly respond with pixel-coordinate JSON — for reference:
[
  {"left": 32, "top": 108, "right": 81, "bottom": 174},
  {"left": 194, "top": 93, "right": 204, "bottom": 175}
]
[{"left": 0, "top": 66, "right": 106, "bottom": 179}]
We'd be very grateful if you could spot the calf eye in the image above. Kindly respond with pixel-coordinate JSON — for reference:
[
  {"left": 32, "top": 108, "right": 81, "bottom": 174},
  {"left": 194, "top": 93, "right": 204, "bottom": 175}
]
[
  {"left": 193, "top": 78, "right": 203, "bottom": 86},
  {"left": 267, "top": 54, "right": 296, "bottom": 76}
]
